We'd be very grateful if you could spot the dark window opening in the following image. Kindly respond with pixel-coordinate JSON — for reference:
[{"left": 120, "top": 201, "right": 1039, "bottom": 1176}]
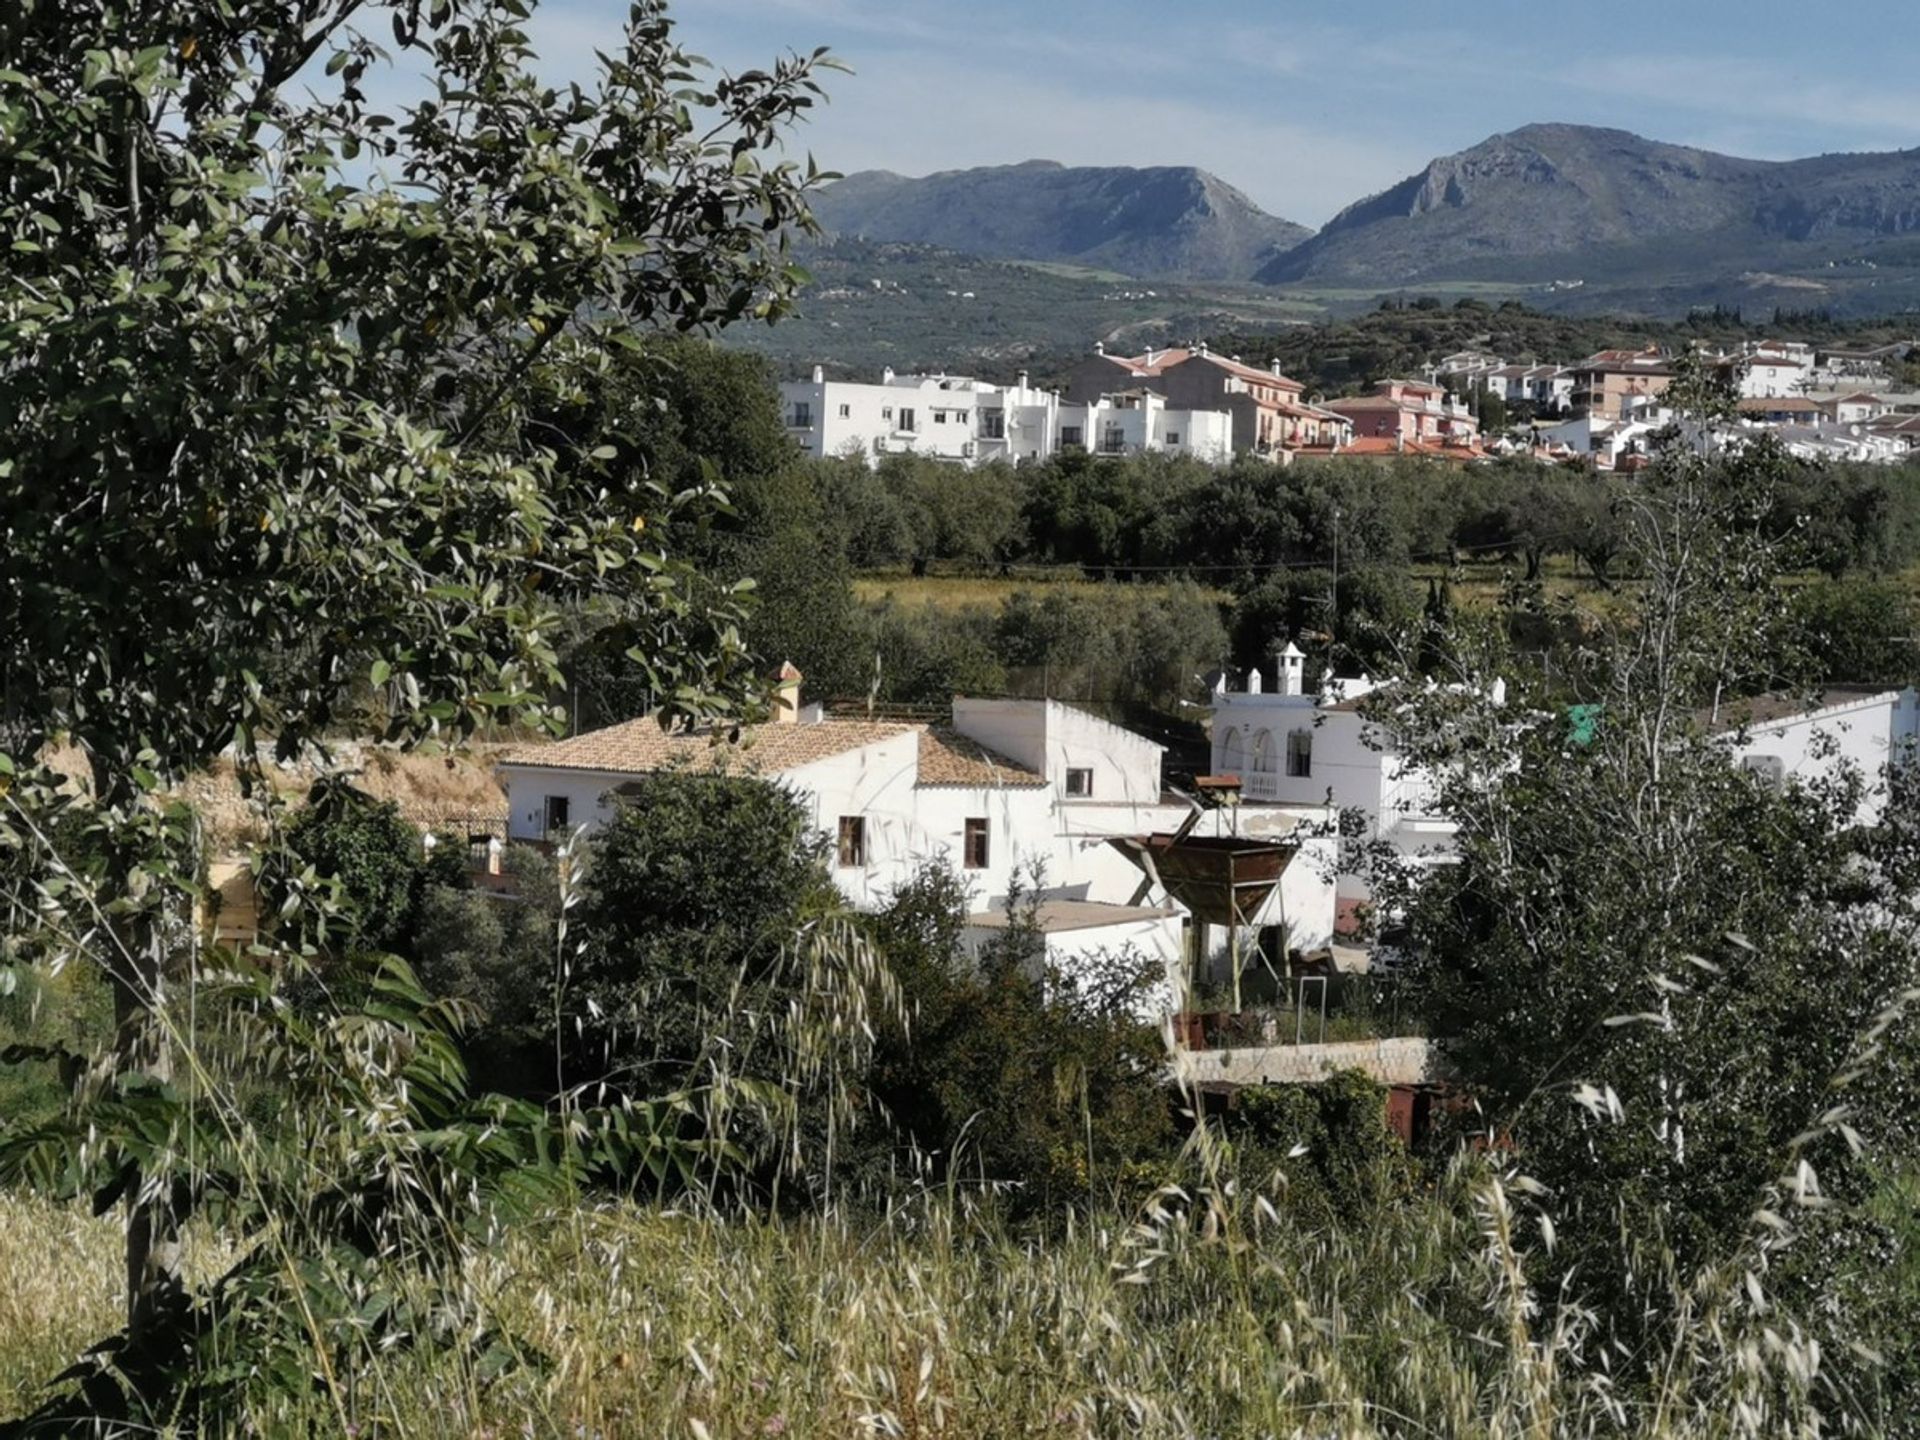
[
  {"left": 963, "top": 817, "right": 990, "bottom": 870},
  {"left": 838, "top": 815, "right": 867, "bottom": 868}
]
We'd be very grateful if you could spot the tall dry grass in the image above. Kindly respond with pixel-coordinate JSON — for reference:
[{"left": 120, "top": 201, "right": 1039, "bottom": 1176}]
[{"left": 0, "top": 1156, "right": 1850, "bottom": 1438}]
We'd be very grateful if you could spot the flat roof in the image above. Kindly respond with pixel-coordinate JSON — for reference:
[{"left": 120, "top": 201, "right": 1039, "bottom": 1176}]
[{"left": 966, "top": 899, "right": 1178, "bottom": 934}]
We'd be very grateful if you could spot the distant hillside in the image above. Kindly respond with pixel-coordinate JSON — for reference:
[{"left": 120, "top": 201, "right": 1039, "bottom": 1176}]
[
  {"left": 1257, "top": 124, "right": 1920, "bottom": 294},
  {"left": 726, "top": 238, "right": 1331, "bottom": 379},
  {"left": 810, "top": 160, "right": 1314, "bottom": 282}
]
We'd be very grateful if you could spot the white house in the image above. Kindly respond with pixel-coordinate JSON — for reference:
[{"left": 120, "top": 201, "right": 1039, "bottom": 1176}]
[
  {"left": 1206, "top": 645, "right": 1469, "bottom": 932},
  {"left": 496, "top": 682, "right": 1339, "bottom": 1010}
]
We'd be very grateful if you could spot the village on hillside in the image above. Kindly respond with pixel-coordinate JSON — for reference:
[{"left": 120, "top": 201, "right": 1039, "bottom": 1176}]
[{"left": 777, "top": 333, "right": 1920, "bottom": 471}]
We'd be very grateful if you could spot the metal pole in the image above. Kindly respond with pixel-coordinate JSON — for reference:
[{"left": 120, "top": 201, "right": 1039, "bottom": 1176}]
[{"left": 1330, "top": 505, "right": 1341, "bottom": 665}]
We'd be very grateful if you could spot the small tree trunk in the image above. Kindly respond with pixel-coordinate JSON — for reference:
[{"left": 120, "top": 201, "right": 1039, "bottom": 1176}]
[
  {"left": 108, "top": 876, "right": 188, "bottom": 1348},
  {"left": 89, "top": 753, "right": 192, "bottom": 1352}
]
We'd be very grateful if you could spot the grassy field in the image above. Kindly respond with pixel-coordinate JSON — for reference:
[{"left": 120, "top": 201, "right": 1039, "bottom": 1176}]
[
  {"left": 853, "top": 572, "right": 1230, "bottom": 611},
  {"left": 852, "top": 558, "right": 1606, "bottom": 616},
  {"left": 0, "top": 1170, "right": 1855, "bottom": 1438}
]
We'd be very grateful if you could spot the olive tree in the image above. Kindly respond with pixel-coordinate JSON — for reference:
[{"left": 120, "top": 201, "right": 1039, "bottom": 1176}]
[{"left": 0, "top": 0, "right": 830, "bottom": 1362}]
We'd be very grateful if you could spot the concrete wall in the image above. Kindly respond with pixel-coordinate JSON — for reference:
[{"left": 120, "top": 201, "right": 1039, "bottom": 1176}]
[{"left": 1172, "top": 1037, "right": 1439, "bottom": 1088}]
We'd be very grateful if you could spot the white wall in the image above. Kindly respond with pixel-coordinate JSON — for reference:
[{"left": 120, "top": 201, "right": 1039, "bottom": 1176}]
[
  {"left": 952, "top": 699, "right": 1164, "bottom": 807},
  {"left": 1725, "top": 691, "right": 1910, "bottom": 827},
  {"left": 963, "top": 913, "right": 1187, "bottom": 1018},
  {"left": 1210, "top": 696, "right": 1389, "bottom": 823},
  {"left": 779, "top": 374, "right": 986, "bottom": 465}
]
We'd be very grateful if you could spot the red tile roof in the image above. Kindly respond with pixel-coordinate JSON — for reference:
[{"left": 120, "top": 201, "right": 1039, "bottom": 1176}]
[
  {"left": 1101, "top": 348, "right": 1305, "bottom": 394},
  {"left": 913, "top": 728, "right": 1046, "bottom": 789},
  {"left": 500, "top": 717, "right": 915, "bottom": 776},
  {"left": 498, "top": 718, "right": 1043, "bottom": 789}
]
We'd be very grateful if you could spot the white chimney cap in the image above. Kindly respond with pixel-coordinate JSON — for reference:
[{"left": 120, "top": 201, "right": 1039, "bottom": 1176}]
[{"left": 1279, "top": 641, "right": 1305, "bottom": 660}]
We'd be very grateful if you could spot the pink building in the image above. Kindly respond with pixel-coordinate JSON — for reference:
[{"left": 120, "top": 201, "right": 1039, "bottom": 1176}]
[{"left": 1324, "top": 379, "right": 1478, "bottom": 445}]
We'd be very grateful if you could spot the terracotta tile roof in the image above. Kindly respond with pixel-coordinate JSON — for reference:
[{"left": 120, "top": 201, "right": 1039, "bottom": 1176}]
[
  {"left": 1334, "top": 436, "right": 1491, "bottom": 463},
  {"left": 499, "top": 717, "right": 1046, "bottom": 790},
  {"left": 914, "top": 728, "right": 1046, "bottom": 789},
  {"left": 1738, "top": 396, "right": 1823, "bottom": 413},
  {"left": 499, "top": 717, "right": 915, "bottom": 776},
  {"left": 1103, "top": 348, "right": 1305, "bottom": 394}
]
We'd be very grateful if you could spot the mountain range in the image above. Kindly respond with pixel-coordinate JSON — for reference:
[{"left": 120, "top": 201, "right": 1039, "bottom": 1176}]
[
  {"left": 811, "top": 126, "right": 1920, "bottom": 309},
  {"left": 808, "top": 160, "right": 1313, "bottom": 283}
]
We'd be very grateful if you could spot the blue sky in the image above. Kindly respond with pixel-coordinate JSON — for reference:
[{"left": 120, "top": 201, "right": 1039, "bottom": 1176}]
[{"left": 517, "top": 0, "right": 1920, "bottom": 226}]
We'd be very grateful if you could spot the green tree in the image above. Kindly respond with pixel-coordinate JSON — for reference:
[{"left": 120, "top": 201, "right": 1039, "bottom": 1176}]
[
  {"left": 1395, "top": 423, "right": 1920, "bottom": 1412},
  {"left": 0, "top": 0, "right": 831, "bottom": 1367},
  {"left": 856, "top": 866, "right": 1175, "bottom": 1216},
  {"left": 569, "top": 771, "right": 859, "bottom": 1105}
]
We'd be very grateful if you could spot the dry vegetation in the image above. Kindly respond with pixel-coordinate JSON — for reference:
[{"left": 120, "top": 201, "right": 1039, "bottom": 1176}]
[{"left": 0, "top": 1166, "right": 1849, "bottom": 1438}]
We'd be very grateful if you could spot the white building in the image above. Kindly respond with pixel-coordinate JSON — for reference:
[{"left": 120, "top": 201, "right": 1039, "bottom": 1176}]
[
  {"left": 496, "top": 681, "right": 1338, "bottom": 1009},
  {"left": 1716, "top": 687, "right": 1919, "bottom": 827},
  {"left": 781, "top": 367, "right": 1234, "bottom": 468},
  {"left": 780, "top": 367, "right": 990, "bottom": 465},
  {"left": 1207, "top": 645, "right": 1468, "bottom": 932}
]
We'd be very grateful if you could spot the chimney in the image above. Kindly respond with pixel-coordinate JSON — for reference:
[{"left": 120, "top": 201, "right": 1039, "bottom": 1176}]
[
  {"left": 1093, "top": 341, "right": 1105, "bottom": 356},
  {"left": 1016, "top": 370, "right": 1029, "bottom": 390},
  {"left": 1270, "top": 359, "right": 1283, "bottom": 377},
  {"left": 1198, "top": 342, "right": 1209, "bottom": 358},
  {"left": 881, "top": 365, "right": 895, "bottom": 384},
  {"left": 771, "top": 660, "right": 804, "bottom": 724},
  {"left": 1247, "top": 666, "right": 1263, "bottom": 695},
  {"left": 1275, "top": 641, "right": 1306, "bottom": 698},
  {"left": 811, "top": 364, "right": 824, "bottom": 383}
]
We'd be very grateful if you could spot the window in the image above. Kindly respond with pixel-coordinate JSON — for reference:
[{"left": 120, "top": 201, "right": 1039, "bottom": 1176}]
[
  {"left": 1251, "top": 729, "right": 1274, "bottom": 774},
  {"left": 1166, "top": 430, "right": 1180, "bottom": 446},
  {"left": 980, "top": 411, "right": 1006, "bottom": 439},
  {"left": 790, "top": 401, "right": 812, "bottom": 428},
  {"left": 837, "top": 815, "right": 867, "bottom": 867},
  {"left": 881, "top": 406, "right": 894, "bottom": 421},
  {"left": 1065, "top": 767, "right": 1093, "bottom": 798},
  {"left": 1100, "top": 425, "right": 1126, "bottom": 453},
  {"left": 544, "top": 795, "right": 570, "bottom": 834},
  {"left": 1060, "top": 424, "right": 1084, "bottom": 449},
  {"left": 1286, "top": 728, "right": 1313, "bottom": 778},
  {"left": 963, "top": 817, "right": 990, "bottom": 870},
  {"left": 933, "top": 409, "right": 947, "bottom": 424},
  {"left": 897, "top": 407, "right": 917, "bottom": 432},
  {"left": 838, "top": 403, "right": 851, "bottom": 418}
]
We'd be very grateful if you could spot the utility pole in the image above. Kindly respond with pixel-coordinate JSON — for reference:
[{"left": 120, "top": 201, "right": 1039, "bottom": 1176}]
[{"left": 1329, "top": 504, "right": 1342, "bottom": 669}]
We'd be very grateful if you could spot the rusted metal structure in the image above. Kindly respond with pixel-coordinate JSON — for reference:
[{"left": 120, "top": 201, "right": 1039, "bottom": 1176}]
[{"left": 1109, "top": 808, "right": 1299, "bottom": 1012}]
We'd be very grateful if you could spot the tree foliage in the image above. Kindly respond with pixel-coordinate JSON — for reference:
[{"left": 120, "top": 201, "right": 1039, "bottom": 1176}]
[{"left": 0, "top": 0, "right": 838, "bottom": 1390}]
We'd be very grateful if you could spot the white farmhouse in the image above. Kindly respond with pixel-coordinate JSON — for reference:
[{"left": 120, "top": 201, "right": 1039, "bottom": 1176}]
[{"left": 496, "top": 679, "right": 1339, "bottom": 1009}]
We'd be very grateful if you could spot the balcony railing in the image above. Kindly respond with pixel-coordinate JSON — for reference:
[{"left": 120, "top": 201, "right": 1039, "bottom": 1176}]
[{"left": 1242, "top": 769, "right": 1284, "bottom": 802}]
